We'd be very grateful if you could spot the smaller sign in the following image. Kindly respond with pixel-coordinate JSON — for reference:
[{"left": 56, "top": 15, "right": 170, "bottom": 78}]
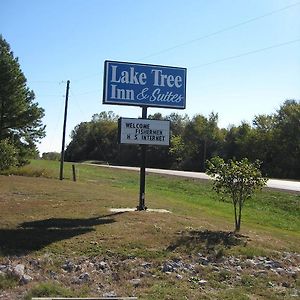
[{"left": 118, "top": 118, "right": 170, "bottom": 146}]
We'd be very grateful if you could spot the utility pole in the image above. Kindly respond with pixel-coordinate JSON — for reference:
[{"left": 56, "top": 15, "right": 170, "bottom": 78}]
[{"left": 59, "top": 80, "right": 70, "bottom": 180}]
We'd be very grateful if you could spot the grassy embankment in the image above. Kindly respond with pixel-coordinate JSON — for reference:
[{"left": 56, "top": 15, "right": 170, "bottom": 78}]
[{"left": 0, "top": 159, "right": 299, "bottom": 299}]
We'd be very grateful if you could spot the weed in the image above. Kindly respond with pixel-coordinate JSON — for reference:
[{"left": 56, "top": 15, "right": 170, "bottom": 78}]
[
  {"left": 228, "top": 245, "right": 272, "bottom": 258},
  {"left": 0, "top": 165, "right": 50, "bottom": 178},
  {"left": 216, "top": 288, "right": 251, "bottom": 300},
  {"left": 0, "top": 274, "right": 18, "bottom": 290},
  {"left": 240, "top": 274, "right": 256, "bottom": 287},
  {"left": 216, "top": 269, "right": 232, "bottom": 282},
  {"left": 24, "top": 281, "right": 75, "bottom": 300},
  {"left": 214, "top": 245, "right": 225, "bottom": 260}
]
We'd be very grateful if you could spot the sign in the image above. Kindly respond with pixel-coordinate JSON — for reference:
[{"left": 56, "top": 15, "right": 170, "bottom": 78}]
[
  {"left": 118, "top": 118, "right": 170, "bottom": 146},
  {"left": 103, "top": 60, "right": 186, "bottom": 109}
]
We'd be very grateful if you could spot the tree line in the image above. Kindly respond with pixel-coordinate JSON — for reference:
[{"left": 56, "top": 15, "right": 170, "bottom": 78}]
[
  {"left": 1, "top": 35, "right": 298, "bottom": 179},
  {"left": 65, "top": 100, "right": 300, "bottom": 180}
]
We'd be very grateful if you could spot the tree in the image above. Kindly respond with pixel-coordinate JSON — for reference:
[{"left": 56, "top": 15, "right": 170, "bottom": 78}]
[
  {"left": 0, "top": 35, "right": 45, "bottom": 165},
  {"left": 166, "top": 112, "right": 189, "bottom": 136},
  {"left": 251, "top": 114, "right": 276, "bottom": 176},
  {"left": 183, "top": 113, "right": 224, "bottom": 171},
  {"left": 169, "top": 135, "right": 185, "bottom": 168},
  {"left": 65, "top": 112, "right": 119, "bottom": 163},
  {"left": 0, "top": 139, "right": 18, "bottom": 171},
  {"left": 272, "top": 100, "right": 300, "bottom": 179},
  {"left": 223, "top": 122, "right": 254, "bottom": 161},
  {"left": 222, "top": 100, "right": 300, "bottom": 179},
  {"left": 42, "top": 152, "right": 60, "bottom": 161},
  {"left": 206, "top": 156, "right": 267, "bottom": 232}
]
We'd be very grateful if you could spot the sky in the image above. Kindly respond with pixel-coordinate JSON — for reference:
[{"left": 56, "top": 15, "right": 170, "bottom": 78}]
[{"left": 1, "top": 0, "right": 300, "bottom": 154}]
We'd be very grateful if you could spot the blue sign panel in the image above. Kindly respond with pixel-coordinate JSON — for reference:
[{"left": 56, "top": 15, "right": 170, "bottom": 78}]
[{"left": 103, "top": 60, "right": 186, "bottom": 109}]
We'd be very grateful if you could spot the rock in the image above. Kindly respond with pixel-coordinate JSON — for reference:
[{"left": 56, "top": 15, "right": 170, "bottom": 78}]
[
  {"left": 282, "top": 282, "right": 290, "bottom": 288},
  {"left": 274, "top": 267, "right": 285, "bottom": 275},
  {"left": 141, "top": 262, "right": 152, "bottom": 269},
  {"left": 287, "top": 266, "right": 300, "bottom": 275},
  {"left": 139, "top": 271, "right": 146, "bottom": 277},
  {"left": 236, "top": 266, "right": 242, "bottom": 272},
  {"left": 29, "top": 258, "right": 41, "bottom": 269},
  {"left": 62, "top": 261, "right": 74, "bottom": 272},
  {"left": 268, "top": 281, "right": 275, "bottom": 287},
  {"left": 198, "top": 256, "right": 209, "bottom": 266},
  {"left": 245, "top": 259, "right": 257, "bottom": 267},
  {"left": 184, "top": 263, "right": 195, "bottom": 272},
  {"left": 130, "top": 278, "right": 141, "bottom": 287},
  {"left": 228, "top": 257, "right": 240, "bottom": 265},
  {"left": 255, "top": 270, "right": 268, "bottom": 276},
  {"left": 162, "top": 262, "right": 174, "bottom": 273},
  {"left": 198, "top": 279, "right": 208, "bottom": 285},
  {"left": 176, "top": 274, "right": 183, "bottom": 280},
  {"left": 75, "top": 265, "right": 82, "bottom": 272},
  {"left": 72, "top": 272, "right": 90, "bottom": 284},
  {"left": 12, "top": 264, "right": 25, "bottom": 279},
  {"left": 102, "top": 291, "right": 117, "bottom": 298},
  {"left": 49, "top": 270, "right": 58, "bottom": 279},
  {"left": 287, "top": 269, "right": 298, "bottom": 279},
  {"left": 189, "top": 276, "right": 207, "bottom": 285},
  {"left": 20, "top": 274, "right": 32, "bottom": 284},
  {"left": 78, "top": 272, "right": 90, "bottom": 283},
  {"left": 264, "top": 260, "right": 281, "bottom": 269},
  {"left": 96, "top": 261, "right": 108, "bottom": 271}
]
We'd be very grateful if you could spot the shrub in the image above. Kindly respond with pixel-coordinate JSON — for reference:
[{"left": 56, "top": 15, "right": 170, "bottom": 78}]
[{"left": 206, "top": 156, "right": 267, "bottom": 232}]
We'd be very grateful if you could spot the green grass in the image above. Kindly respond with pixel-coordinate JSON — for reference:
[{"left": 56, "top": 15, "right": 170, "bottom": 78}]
[
  {"left": 5, "top": 159, "right": 300, "bottom": 237},
  {"left": 0, "top": 274, "right": 18, "bottom": 290},
  {"left": 0, "top": 159, "right": 299, "bottom": 299},
  {"left": 24, "top": 281, "right": 77, "bottom": 300},
  {"left": 34, "top": 160, "right": 300, "bottom": 229}
]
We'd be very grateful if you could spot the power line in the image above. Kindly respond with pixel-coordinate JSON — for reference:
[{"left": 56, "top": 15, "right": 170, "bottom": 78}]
[
  {"left": 29, "top": 2, "right": 300, "bottom": 93},
  {"left": 72, "top": 73, "right": 100, "bottom": 83},
  {"left": 42, "top": 37, "right": 300, "bottom": 97},
  {"left": 68, "top": 38, "right": 300, "bottom": 94},
  {"left": 189, "top": 38, "right": 300, "bottom": 69},
  {"left": 138, "top": 1, "right": 300, "bottom": 61},
  {"left": 36, "top": 2, "right": 300, "bottom": 84},
  {"left": 73, "top": 89, "right": 101, "bottom": 96},
  {"left": 30, "top": 80, "right": 64, "bottom": 84}
]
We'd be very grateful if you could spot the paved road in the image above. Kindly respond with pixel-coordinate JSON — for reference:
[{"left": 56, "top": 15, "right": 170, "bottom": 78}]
[{"left": 87, "top": 164, "right": 300, "bottom": 193}]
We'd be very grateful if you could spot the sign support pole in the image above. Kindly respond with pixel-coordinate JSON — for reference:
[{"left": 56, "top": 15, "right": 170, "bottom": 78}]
[{"left": 137, "top": 106, "right": 148, "bottom": 211}]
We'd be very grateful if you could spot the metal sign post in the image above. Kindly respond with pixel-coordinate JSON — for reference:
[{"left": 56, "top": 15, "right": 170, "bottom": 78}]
[
  {"left": 117, "top": 114, "right": 171, "bottom": 210},
  {"left": 138, "top": 106, "right": 147, "bottom": 211},
  {"left": 103, "top": 60, "right": 186, "bottom": 210}
]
